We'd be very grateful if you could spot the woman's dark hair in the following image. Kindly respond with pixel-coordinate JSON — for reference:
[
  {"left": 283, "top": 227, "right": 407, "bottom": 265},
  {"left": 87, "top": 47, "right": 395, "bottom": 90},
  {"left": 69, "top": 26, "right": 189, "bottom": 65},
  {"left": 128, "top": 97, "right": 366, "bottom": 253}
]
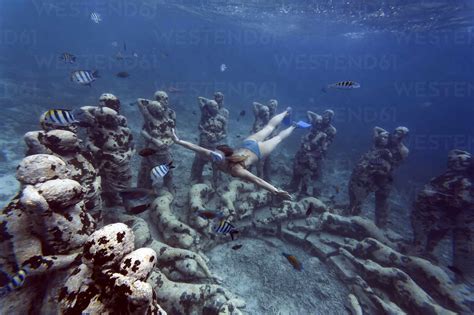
[
  {"left": 216, "top": 145, "right": 234, "bottom": 157},
  {"left": 217, "top": 145, "right": 248, "bottom": 164}
]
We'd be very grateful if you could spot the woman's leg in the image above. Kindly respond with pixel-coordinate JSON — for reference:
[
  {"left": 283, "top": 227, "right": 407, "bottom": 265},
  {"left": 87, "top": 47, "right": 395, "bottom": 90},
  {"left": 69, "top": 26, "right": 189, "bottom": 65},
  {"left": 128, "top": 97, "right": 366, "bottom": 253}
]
[
  {"left": 246, "top": 110, "right": 289, "bottom": 142},
  {"left": 259, "top": 125, "right": 295, "bottom": 159}
]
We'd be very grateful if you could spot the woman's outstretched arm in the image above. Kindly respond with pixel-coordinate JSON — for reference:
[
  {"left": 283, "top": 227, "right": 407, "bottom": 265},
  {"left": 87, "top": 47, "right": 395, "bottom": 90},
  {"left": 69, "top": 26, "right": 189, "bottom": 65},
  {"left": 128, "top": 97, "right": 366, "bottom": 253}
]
[
  {"left": 172, "top": 128, "right": 213, "bottom": 158},
  {"left": 233, "top": 167, "right": 292, "bottom": 200}
]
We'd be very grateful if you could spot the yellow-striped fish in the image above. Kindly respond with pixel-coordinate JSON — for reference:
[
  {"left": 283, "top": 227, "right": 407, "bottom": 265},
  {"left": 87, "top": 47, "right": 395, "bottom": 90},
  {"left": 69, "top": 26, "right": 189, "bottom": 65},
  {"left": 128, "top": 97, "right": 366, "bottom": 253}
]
[
  {"left": 0, "top": 268, "right": 28, "bottom": 297},
  {"left": 213, "top": 220, "right": 239, "bottom": 240},
  {"left": 40, "top": 109, "right": 78, "bottom": 127}
]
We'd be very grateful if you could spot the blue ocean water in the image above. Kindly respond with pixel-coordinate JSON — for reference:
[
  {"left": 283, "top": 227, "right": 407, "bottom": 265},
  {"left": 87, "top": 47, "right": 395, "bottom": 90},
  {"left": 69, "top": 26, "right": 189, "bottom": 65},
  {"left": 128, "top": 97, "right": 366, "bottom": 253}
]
[{"left": 1, "top": 1, "right": 473, "bottom": 314}]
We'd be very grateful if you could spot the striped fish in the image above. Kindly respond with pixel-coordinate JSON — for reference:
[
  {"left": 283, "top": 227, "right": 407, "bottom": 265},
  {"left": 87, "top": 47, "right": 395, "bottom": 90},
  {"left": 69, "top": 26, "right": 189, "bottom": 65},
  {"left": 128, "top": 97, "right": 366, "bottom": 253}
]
[
  {"left": 70, "top": 70, "right": 99, "bottom": 86},
  {"left": 60, "top": 52, "right": 76, "bottom": 64},
  {"left": 322, "top": 81, "right": 360, "bottom": 92},
  {"left": 90, "top": 12, "right": 102, "bottom": 24},
  {"left": 213, "top": 220, "right": 239, "bottom": 240},
  {"left": 0, "top": 268, "right": 28, "bottom": 297},
  {"left": 150, "top": 162, "right": 175, "bottom": 182},
  {"left": 41, "top": 109, "right": 78, "bottom": 127}
]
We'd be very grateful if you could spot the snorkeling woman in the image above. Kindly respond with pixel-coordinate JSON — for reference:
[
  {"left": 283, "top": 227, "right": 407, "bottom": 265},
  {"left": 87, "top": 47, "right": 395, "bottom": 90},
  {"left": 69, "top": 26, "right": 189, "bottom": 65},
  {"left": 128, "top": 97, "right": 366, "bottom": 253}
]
[{"left": 172, "top": 108, "right": 308, "bottom": 200}]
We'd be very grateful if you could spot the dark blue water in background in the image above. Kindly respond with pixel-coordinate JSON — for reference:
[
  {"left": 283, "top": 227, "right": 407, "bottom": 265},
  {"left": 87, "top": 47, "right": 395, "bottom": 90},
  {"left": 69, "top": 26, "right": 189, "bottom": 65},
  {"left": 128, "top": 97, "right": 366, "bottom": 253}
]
[{"left": 1, "top": 0, "right": 473, "bottom": 198}]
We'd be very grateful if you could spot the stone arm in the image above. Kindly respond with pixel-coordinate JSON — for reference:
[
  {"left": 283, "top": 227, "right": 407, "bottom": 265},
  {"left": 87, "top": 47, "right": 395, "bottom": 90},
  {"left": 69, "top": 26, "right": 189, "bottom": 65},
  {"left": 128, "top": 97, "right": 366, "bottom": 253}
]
[
  {"left": 221, "top": 118, "right": 228, "bottom": 139},
  {"left": 373, "top": 126, "right": 388, "bottom": 139},
  {"left": 253, "top": 102, "right": 264, "bottom": 115},
  {"left": 86, "top": 140, "right": 101, "bottom": 156},
  {"left": 197, "top": 97, "right": 210, "bottom": 110},
  {"left": 197, "top": 124, "right": 214, "bottom": 140},
  {"left": 169, "top": 108, "right": 177, "bottom": 122},
  {"left": 75, "top": 106, "right": 98, "bottom": 127},
  {"left": 325, "top": 126, "right": 337, "bottom": 147},
  {"left": 24, "top": 131, "right": 50, "bottom": 156},
  {"left": 220, "top": 108, "right": 229, "bottom": 120},
  {"left": 141, "top": 129, "right": 165, "bottom": 148},
  {"left": 137, "top": 99, "right": 153, "bottom": 118},
  {"left": 399, "top": 144, "right": 409, "bottom": 161},
  {"left": 216, "top": 114, "right": 228, "bottom": 137}
]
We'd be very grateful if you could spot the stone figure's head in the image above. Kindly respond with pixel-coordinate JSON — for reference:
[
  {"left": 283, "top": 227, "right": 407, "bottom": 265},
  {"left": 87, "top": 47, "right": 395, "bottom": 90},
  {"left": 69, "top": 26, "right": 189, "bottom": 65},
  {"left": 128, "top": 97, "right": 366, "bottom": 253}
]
[
  {"left": 268, "top": 99, "right": 278, "bottom": 114},
  {"left": 99, "top": 93, "right": 121, "bottom": 112},
  {"left": 447, "top": 149, "right": 472, "bottom": 172},
  {"left": 374, "top": 130, "right": 390, "bottom": 148},
  {"left": 43, "top": 130, "right": 81, "bottom": 155},
  {"left": 148, "top": 100, "right": 165, "bottom": 118},
  {"left": 322, "top": 109, "right": 335, "bottom": 125},
  {"left": 95, "top": 107, "right": 119, "bottom": 129},
  {"left": 260, "top": 105, "right": 270, "bottom": 118},
  {"left": 392, "top": 126, "right": 409, "bottom": 142},
  {"left": 205, "top": 100, "right": 219, "bottom": 116},
  {"left": 214, "top": 92, "right": 224, "bottom": 106},
  {"left": 154, "top": 91, "right": 169, "bottom": 106},
  {"left": 307, "top": 111, "right": 322, "bottom": 129}
]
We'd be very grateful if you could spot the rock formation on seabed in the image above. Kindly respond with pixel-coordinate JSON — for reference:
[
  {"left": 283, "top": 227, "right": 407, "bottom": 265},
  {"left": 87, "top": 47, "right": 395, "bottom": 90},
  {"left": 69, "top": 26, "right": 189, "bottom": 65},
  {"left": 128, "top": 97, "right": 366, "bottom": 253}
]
[
  {"left": 0, "top": 154, "right": 96, "bottom": 314},
  {"left": 189, "top": 179, "right": 474, "bottom": 315},
  {"left": 2, "top": 150, "right": 472, "bottom": 314}
]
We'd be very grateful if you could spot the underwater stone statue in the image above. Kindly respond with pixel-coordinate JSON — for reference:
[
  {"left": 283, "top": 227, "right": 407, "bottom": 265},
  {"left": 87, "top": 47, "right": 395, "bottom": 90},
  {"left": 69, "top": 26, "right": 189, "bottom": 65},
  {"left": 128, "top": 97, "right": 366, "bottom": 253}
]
[
  {"left": 288, "top": 111, "right": 328, "bottom": 196},
  {"left": 79, "top": 93, "right": 134, "bottom": 207},
  {"left": 251, "top": 99, "right": 278, "bottom": 180},
  {"left": 319, "top": 109, "right": 337, "bottom": 150},
  {"left": 213, "top": 91, "right": 225, "bottom": 109},
  {"left": 23, "top": 130, "right": 102, "bottom": 221},
  {"left": 411, "top": 149, "right": 474, "bottom": 282},
  {"left": 348, "top": 127, "right": 394, "bottom": 227},
  {"left": 0, "top": 154, "right": 96, "bottom": 310},
  {"left": 190, "top": 97, "right": 228, "bottom": 183},
  {"left": 59, "top": 223, "right": 166, "bottom": 314},
  {"left": 136, "top": 92, "right": 176, "bottom": 192},
  {"left": 388, "top": 126, "right": 410, "bottom": 169}
]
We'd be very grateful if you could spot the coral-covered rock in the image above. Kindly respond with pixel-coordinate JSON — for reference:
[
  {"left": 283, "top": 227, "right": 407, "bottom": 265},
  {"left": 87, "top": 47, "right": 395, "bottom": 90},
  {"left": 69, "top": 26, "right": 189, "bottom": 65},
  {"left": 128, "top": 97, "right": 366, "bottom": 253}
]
[
  {"left": 82, "top": 222, "right": 134, "bottom": 269},
  {"left": 16, "top": 154, "right": 69, "bottom": 184},
  {"left": 59, "top": 223, "right": 166, "bottom": 315},
  {"left": 120, "top": 248, "right": 157, "bottom": 281},
  {"left": 36, "top": 179, "right": 84, "bottom": 208}
]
